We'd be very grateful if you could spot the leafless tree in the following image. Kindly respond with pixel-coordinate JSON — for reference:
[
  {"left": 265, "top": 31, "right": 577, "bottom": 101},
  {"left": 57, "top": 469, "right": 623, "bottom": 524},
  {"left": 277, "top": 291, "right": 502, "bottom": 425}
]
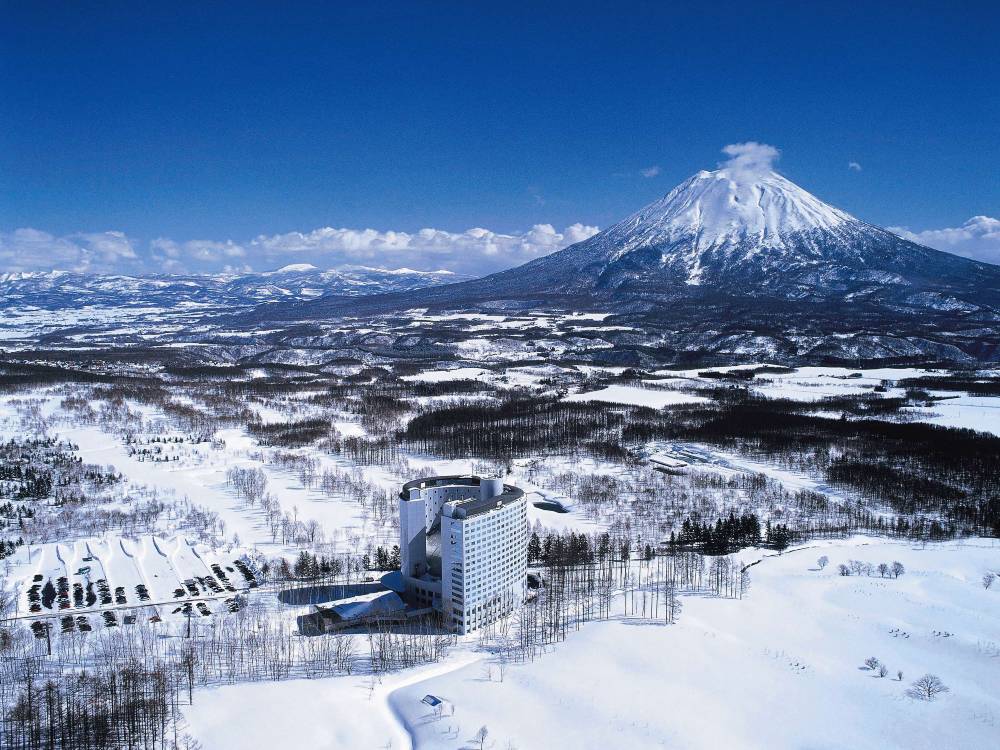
[
  {"left": 878, "top": 664, "right": 888, "bottom": 678},
  {"left": 983, "top": 572, "right": 995, "bottom": 590},
  {"left": 864, "top": 656, "right": 880, "bottom": 671},
  {"left": 908, "top": 674, "right": 949, "bottom": 701},
  {"left": 891, "top": 561, "right": 905, "bottom": 578},
  {"left": 474, "top": 725, "right": 489, "bottom": 750},
  {"left": 817, "top": 555, "right": 828, "bottom": 570}
]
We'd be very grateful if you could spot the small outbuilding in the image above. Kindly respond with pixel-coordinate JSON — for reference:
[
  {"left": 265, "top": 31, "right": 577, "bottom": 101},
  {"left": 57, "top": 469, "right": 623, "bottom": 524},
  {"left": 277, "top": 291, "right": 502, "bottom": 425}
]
[
  {"left": 421, "top": 695, "right": 454, "bottom": 716},
  {"left": 296, "top": 590, "right": 406, "bottom": 635}
]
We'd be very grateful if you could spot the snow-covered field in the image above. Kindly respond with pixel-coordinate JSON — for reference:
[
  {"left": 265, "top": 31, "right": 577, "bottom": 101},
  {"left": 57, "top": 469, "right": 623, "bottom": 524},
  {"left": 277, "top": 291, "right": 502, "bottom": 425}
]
[
  {"left": 551, "top": 364, "right": 1000, "bottom": 436},
  {"left": 904, "top": 394, "right": 1000, "bottom": 435},
  {"left": 185, "top": 537, "right": 1000, "bottom": 750},
  {"left": 565, "top": 383, "right": 711, "bottom": 408},
  {"left": 0, "top": 392, "right": 603, "bottom": 556}
]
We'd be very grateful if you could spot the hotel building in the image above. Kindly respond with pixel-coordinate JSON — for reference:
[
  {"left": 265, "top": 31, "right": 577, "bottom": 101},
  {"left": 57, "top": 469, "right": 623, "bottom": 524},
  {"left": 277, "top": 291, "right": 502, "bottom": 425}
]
[{"left": 398, "top": 475, "right": 528, "bottom": 634}]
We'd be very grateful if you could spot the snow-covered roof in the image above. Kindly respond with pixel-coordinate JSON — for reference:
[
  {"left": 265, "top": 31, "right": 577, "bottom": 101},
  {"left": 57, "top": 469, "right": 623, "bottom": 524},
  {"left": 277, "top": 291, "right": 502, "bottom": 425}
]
[{"left": 328, "top": 590, "right": 404, "bottom": 621}]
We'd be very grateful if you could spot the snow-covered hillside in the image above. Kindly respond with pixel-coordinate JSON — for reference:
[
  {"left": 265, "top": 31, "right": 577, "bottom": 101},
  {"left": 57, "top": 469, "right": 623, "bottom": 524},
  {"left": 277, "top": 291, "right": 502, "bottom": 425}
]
[
  {"left": 600, "top": 168, "right": 855, "bottom": 282},
  {"left": 185, "top": 537, "right": 1000, "bottom": 750},
  {"left": 0, "top": 265, "right": 467, "bottom": 310},
  {"left": 489, "top": 166, "right": 1000, "bottom": 299}
]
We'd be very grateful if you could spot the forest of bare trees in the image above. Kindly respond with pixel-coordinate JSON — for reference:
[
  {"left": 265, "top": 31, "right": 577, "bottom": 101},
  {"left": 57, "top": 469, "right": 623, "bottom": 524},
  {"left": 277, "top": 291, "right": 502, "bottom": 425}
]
[
  {"left": 1, "top": 355, "right": 997, "bottom": 748},
  {"left": 0, "top": 584, "right": 455, "bottom": 750}
]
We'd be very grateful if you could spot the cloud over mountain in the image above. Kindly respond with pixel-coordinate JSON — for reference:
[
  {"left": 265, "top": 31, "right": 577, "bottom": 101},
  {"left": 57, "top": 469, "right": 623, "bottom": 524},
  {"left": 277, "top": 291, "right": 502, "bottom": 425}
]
[
  {"left": 250, "top": 223, "right": 599, "bottom": 276},
  {"left": 0, "top": 229, "right": 140, "bottom": 274},
  {"left": 718, "top": 142, "right": 781, "bottom": 178},
  {"left": 0, "top": 222, "right": 599, "bottom": 276},
  {"left": 888, "top": 216, "right": 1000, "bottom": 266}
]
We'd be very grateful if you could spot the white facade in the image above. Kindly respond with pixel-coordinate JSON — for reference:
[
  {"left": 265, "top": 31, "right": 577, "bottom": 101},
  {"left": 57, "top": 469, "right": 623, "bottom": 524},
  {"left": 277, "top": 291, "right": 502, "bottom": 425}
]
[{"left": 399, "top": 475, "right": 527, "bottom": 634}]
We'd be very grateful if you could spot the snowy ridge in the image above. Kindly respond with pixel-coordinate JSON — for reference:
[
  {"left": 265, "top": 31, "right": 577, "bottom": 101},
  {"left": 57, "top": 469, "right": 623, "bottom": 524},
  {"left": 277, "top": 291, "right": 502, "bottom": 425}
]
[{"left": 0, "top": 265, "right": 472, "bottom": 310}]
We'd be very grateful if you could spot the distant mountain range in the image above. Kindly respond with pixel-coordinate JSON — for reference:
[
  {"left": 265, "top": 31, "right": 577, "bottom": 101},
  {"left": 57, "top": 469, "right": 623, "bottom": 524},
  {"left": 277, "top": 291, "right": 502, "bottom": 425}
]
[{"left": 0, "top": 264, "right": 467, "bottom": 310}]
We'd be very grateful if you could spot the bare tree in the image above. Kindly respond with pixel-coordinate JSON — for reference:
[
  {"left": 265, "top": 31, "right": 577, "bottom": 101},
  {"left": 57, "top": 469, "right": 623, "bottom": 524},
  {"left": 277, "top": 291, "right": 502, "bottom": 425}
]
[
  {"left": 475, "top": 725, "right": 489, "bottom": 750},
  {"left": 817, "top": 555, "right": 828, "bottom": 570},
  {"left": 983, "top": 572, "right": 995, "bottom": 590},
  {"left": 891, "top": 561, "right": 905, "bottom": 579},
  {"left": 838, "top": 564, "right": 850, "bottom": 576},
  {"left": 877, "top": 563, "right": 889, "bottom": 578},
  {"left": 908, "top": 674, "right": 949, "bottom": 701},
  {"left": 864, "top": 656, "right": 880, "bottom": 671},
  {"left": 878, "top": 664, "right": 888, "bottom": 678}
]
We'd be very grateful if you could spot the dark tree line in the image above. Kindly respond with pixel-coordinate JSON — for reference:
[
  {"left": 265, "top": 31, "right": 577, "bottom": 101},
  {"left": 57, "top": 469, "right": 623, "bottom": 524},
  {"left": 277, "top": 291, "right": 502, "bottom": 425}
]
[
  {"left": 272, "top": 551, "right": 347, "bottom": 581},
  {"left": 247, "top": 418, "right": 331, "bottom": 447},
  {"left": 363, "top": 545, "right": 400, "bottom": 572},
  {"left": 3, "top": 663, "right": 182, "bottom": 750},
  {"left": 677, "top": 403, "right": 1000, "bottom": 536},
  {"left": 402, "top": 395, "right": 646, "bottom": 460},
  {"left": 669, "top": 512, "right": 766, "bottom": 553}
]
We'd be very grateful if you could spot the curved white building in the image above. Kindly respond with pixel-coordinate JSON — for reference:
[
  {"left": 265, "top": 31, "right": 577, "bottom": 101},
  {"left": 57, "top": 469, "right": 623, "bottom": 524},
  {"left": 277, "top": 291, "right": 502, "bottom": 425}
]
[{"left": 399, "top": 475, "right": 527, "bottom": 634}]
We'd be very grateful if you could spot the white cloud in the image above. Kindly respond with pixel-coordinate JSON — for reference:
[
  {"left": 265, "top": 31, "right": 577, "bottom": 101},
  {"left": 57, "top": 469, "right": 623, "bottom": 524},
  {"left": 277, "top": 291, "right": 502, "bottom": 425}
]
[
  {"left": 0, "top": 229, "right": 140, "bottom": 273},
  {"left": 0, "top": 222, "right": 600, "bottom": 276},
  {"left": 250, "top": 223, "right": 600, "bottom": 275},
  {"left": 888, "top": 216, "right": 1000, "bottom": 265},
  {"left": 150, "top": 238, "right": 247, "bottom": 273},
  {"left": 0, "top": 229, "right": 86, "bottom": 273},
  {"left": 719, "top": 141, "right": 781, "bottom": 177},
  {"left": 640, "top": 165, "right": 661, "bottom": 178},
  {"left": 848, "top": 161, "right": 863, "bottom": 172},
  {"left": 77, "top": 231, "right": 138, "bottom": 267}
]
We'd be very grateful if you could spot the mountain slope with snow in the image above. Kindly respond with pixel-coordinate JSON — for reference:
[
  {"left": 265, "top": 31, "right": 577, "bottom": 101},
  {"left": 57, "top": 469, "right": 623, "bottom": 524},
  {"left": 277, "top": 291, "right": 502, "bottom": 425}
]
[{"left": 476, "top": 167, "right": 1000, "bottom": 303}]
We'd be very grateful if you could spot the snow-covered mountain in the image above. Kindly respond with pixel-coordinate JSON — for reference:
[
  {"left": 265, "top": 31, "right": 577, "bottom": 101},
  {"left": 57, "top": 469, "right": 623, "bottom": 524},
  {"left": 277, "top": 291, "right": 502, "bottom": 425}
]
[
  {"left": 473, "top": 167, "right": 1000, "bottom": 304},
  {"left": 593, "top": 169, "right": 857, "bottom": 286},
  {"left": 0, "top": 265, "right": 467, "bottom": 310},
  {"left": 5, "top": 168, "right": 998, "bottom": 364}
]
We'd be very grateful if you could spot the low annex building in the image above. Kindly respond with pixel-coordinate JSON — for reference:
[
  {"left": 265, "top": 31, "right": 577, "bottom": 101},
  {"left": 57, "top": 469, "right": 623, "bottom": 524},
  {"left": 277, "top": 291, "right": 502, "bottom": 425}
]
[{"left": 398, "top": 475, "right": 528, "bottom": 634}]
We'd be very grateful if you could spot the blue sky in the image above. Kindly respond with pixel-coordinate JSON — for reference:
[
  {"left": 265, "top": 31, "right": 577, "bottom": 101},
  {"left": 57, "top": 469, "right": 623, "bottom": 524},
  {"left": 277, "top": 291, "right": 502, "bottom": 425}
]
[{"left": 2, "top": 1, "right": 998, "bottom": 274}]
